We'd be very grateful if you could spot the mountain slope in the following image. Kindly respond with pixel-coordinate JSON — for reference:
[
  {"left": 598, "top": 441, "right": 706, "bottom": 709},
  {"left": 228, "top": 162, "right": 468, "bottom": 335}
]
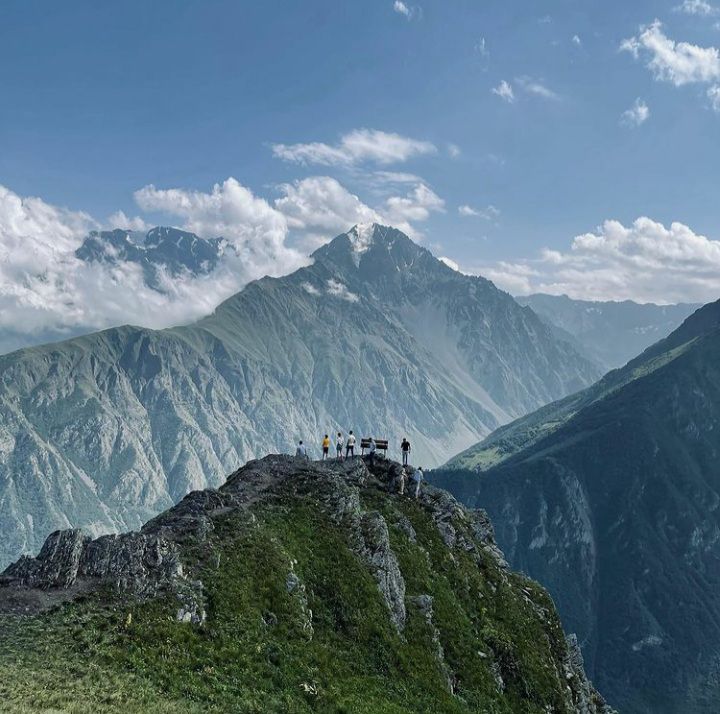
[
  {"left": 516, "top": 293, "right": 699, "bottom": 371},
  {"left": 432, "top": 299, "right": 720, "bottom": 713},
  {"left": 0, "top": 224, "right": 599, "bottom": 569},
  {"left": 0, "top": 455, "right": 613, "bottom": 713}
]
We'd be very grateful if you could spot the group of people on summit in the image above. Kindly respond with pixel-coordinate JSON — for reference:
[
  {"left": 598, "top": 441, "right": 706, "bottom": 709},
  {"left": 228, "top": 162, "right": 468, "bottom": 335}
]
[{"left": 294, "top": 433, "right": 424, "bottom": 498}]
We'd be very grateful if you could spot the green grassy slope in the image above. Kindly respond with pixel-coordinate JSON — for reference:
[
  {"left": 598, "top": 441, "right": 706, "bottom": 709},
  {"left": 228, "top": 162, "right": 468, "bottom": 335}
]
[{"left": 0, "top": 457, "right": 610, "bottom": 713}]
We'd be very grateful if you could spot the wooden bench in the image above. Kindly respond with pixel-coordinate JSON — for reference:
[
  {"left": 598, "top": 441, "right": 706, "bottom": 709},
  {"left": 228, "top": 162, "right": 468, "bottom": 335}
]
[{"left": 360, "top": 438, "right": 389, "bottom": 455}]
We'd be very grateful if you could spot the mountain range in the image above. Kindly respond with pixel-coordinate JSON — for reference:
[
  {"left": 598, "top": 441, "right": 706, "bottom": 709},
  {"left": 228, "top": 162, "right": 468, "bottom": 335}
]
[
  {"left": 76, "top": 226, "right": 226, "bottom": 290},
  {"left": 516, "top": 293, "right": 700, "bottom": 371},
  {"left": 432, "top": 299, "right": 720, "bottom": 713},
  {"left": 0, "top": 223, "right": 599, "bottom": 570}
]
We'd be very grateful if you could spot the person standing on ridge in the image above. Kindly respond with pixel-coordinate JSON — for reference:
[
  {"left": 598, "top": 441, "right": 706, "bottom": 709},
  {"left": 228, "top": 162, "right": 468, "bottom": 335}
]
[
  {"left": 368, "top": 436, "right": 377, "bottom": 466},
  {"left": 336, "top": 432, "right": 344, "bottom": 460},
  {"left": 296, "top": 440, "right": 308, "bottom": 459},
  {"left": 411, "top": 466, "right": 424, "bottom": 499},
  {"left": 401, "top": 438, "right": 411, "bottom": 466},
  {"left": 346, "top": 431, "right": 356, "bottom": 459},
  {"left": 322, "top": 434, "right": 330, "bottom": 460}
]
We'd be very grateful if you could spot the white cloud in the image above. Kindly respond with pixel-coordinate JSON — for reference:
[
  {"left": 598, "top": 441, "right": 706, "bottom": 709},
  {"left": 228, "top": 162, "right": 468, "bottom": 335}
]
[
  {"left": 621, "top": 20, "right": 720, "bottom": 86},
  {"left": 272, "top": 128, "right": 436, "bottom": 167},
  {"left": 479, "top": 217, "right": 720, "bottom": 303},
  {"left": 516, "top": 76, "right": 560, "bottom": 100},
  {"left": 370, "top": 171, "right": 424, "bottom": 185},
  {"left": 384, "top": 183, "right": 445, "bottom": 224},
  {"left": 675, "top": 0, "right": 719, "bottom": 16},
  {"left": 476, "top": 37, "right": 489, "bottom": 58},
  {"left": 0, "top": 180, "right": 311, "bottom": 350},
  {"left": 572, "top": 35, "right": 582, "bottom": 46},
  {"left": 439, "top": 256, "right": 460, "bottom": 272},
  {"left": 621, "top": 98, "right": 651, "bottom": 126},
  {"left": 134, "top": 178, "right": 305, "bottom": 277},
  {"left": 301, "top": 282, "right": 321, "bottom": 296},
  {"left": 106, "top": 210, "right": 149, "bottom": 232},
  {"left": 448, "top": 143, "right": 461, "bottom": 158},
  {"left": 275, "top": 176, "right": 382, "bottom": 248},
  {"left": 326, "top": 278, "right": 359, "bottom": 302},
  {"left": 708, "top": 84, "right": 720, "bottom": 110},
  {"left": 393, "top": 1, "right": 410, "bottom": 16},
  {"left": 492, "top": 80, "right": 515, "bottom": 102},
  {"left": 458, "top": 204, "right": 500, "bottom": 220}
]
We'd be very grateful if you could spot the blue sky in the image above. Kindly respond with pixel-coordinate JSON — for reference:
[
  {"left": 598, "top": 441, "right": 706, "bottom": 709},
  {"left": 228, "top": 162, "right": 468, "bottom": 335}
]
[{"left": 2, "top": 0, "right": 720, "bottom": 341}]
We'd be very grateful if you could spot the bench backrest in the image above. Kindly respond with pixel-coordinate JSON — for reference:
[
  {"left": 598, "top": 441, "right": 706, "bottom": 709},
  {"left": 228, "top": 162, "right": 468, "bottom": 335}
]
[{"left": 360, "top": 438, "right": 389, "bottom": 450}]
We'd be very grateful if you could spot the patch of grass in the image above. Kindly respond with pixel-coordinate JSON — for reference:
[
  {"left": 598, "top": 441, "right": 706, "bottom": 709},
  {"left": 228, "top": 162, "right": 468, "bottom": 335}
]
[{"left": 1, "top": 488, "right": 582, "bottom": 713}]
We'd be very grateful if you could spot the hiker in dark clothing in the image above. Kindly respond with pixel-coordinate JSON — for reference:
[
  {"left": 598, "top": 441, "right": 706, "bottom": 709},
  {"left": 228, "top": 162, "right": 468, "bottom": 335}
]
[{"left": 401, "top": 438, "right": 411, "bottom": 466}]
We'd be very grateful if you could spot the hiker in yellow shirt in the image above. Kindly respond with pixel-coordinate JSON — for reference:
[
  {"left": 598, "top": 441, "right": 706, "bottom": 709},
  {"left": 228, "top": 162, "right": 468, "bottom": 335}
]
[{"left": 321, "top": 434, "right": 331, "bottom": 460}]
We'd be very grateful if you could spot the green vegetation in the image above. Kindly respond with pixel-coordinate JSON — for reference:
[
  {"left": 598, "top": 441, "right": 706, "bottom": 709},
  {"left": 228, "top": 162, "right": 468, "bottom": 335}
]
[{"left": 1, "top": 478, "right": 597, "bottom": 713}]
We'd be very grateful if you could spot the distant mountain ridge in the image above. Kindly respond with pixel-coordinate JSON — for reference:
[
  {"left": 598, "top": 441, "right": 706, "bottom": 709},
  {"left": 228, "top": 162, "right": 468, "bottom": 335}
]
[
  {"left": 433, "top": 299, "right": 720, "bottom": 713},
  {"left": 0, "top": 223, "right": 599, "bottom": 569},
  {"left": 0, "top": 227, "right": 228, "bottom": 356},
  {"left": 76, "top": 227, "right": 226, "bottom": 290},
  {"left": 516, "top": 293, "right": 700, "bottom": 371}
]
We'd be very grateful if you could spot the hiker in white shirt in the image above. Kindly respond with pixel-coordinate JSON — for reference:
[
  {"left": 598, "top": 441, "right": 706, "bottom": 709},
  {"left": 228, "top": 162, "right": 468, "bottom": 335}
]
[
  {"left": 346, "top": 431, "right": 356, "bottom": 459},
  {"left": 336, "top": 432, "right": 344, "bottom": 460}
]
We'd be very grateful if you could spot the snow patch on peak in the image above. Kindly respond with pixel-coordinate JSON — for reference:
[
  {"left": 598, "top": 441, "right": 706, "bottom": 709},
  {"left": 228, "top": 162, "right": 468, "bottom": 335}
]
[{"left": 347, "top": 223, "right": 380, "bottom": 265}]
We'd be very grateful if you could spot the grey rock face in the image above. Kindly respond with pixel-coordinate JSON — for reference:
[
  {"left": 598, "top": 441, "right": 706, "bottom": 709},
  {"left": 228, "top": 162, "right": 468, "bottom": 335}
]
[
  {"left": 409, "top": 594, "right": 456, "bottom": 693},
  {"left": 0, "top": 224, "right": 599, "bottom": 570},
  {"left": 2, "top": 528, "right": 183, "bottom": 597},
  {"left": 357, "top": 511, "right": 406, "bottom": 631}
]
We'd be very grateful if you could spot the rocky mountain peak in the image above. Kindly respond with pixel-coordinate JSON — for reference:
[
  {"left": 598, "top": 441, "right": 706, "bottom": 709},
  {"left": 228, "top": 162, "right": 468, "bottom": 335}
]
[{"left": 0, "top": 454, "right": 614, "bottom": 712}]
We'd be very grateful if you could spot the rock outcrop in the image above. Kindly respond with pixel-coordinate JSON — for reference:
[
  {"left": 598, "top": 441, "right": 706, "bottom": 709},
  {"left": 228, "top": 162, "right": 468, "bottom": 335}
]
[{"left": 1, "top": 454, "right": 613, "bottom": 713}]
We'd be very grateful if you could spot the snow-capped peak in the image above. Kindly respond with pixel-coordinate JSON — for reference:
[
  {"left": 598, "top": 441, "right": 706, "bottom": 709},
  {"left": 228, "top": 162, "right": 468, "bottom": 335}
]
[{"left": 347, "top": 223, "right": 378, "bottom": 256}]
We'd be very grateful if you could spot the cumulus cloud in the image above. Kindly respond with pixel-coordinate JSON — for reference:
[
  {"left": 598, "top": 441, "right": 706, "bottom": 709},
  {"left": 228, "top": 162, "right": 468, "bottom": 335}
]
[
  {"left": 271, "top": 129, "right": 436, "bottom": 167},
  {"left": 438, "top": 256, "right": 461, "bottom": 272},
  {"left": 621, "top": 20, "right": 720, "bottom": 86},
  {"left": 106, "top": 210, "right": 149, "bottom": 232},
  {"left": 492, "top": 80, "right": 515, "bottom": 102},
  {"left": 478, "top": 217, "right": 720, "bottom": 303},
  {"left": 275, "top": 176, "right": 382, "bottom": 248},
  {"left": 621, "top": 98, "right": 651, "bottom": 126},
  {"left": 572, "top": 34, "right": 582, "bottom": 46},
  {"left": 0, "top": 180, "right": 311, "bottom": 350},
  {"left": 326, "top": 278, "right": 359, "bottom": 302},
  {"left": 458, "top": 204, "right": 500, "bottom": 220},
  {"left": 675, "top": 0, "right": 719, "bottom": 16},
  {"left": 383, "top": 183, "right": 445, "bottom": 224},
  {"left": 301, "top": 282, "right": 321, "bottom": 296}
]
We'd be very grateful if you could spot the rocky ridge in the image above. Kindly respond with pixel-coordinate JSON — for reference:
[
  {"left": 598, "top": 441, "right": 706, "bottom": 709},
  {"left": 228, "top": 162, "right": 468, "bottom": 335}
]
[{"left": 1, "top": 455, "right": 613, "bottom": 713}]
